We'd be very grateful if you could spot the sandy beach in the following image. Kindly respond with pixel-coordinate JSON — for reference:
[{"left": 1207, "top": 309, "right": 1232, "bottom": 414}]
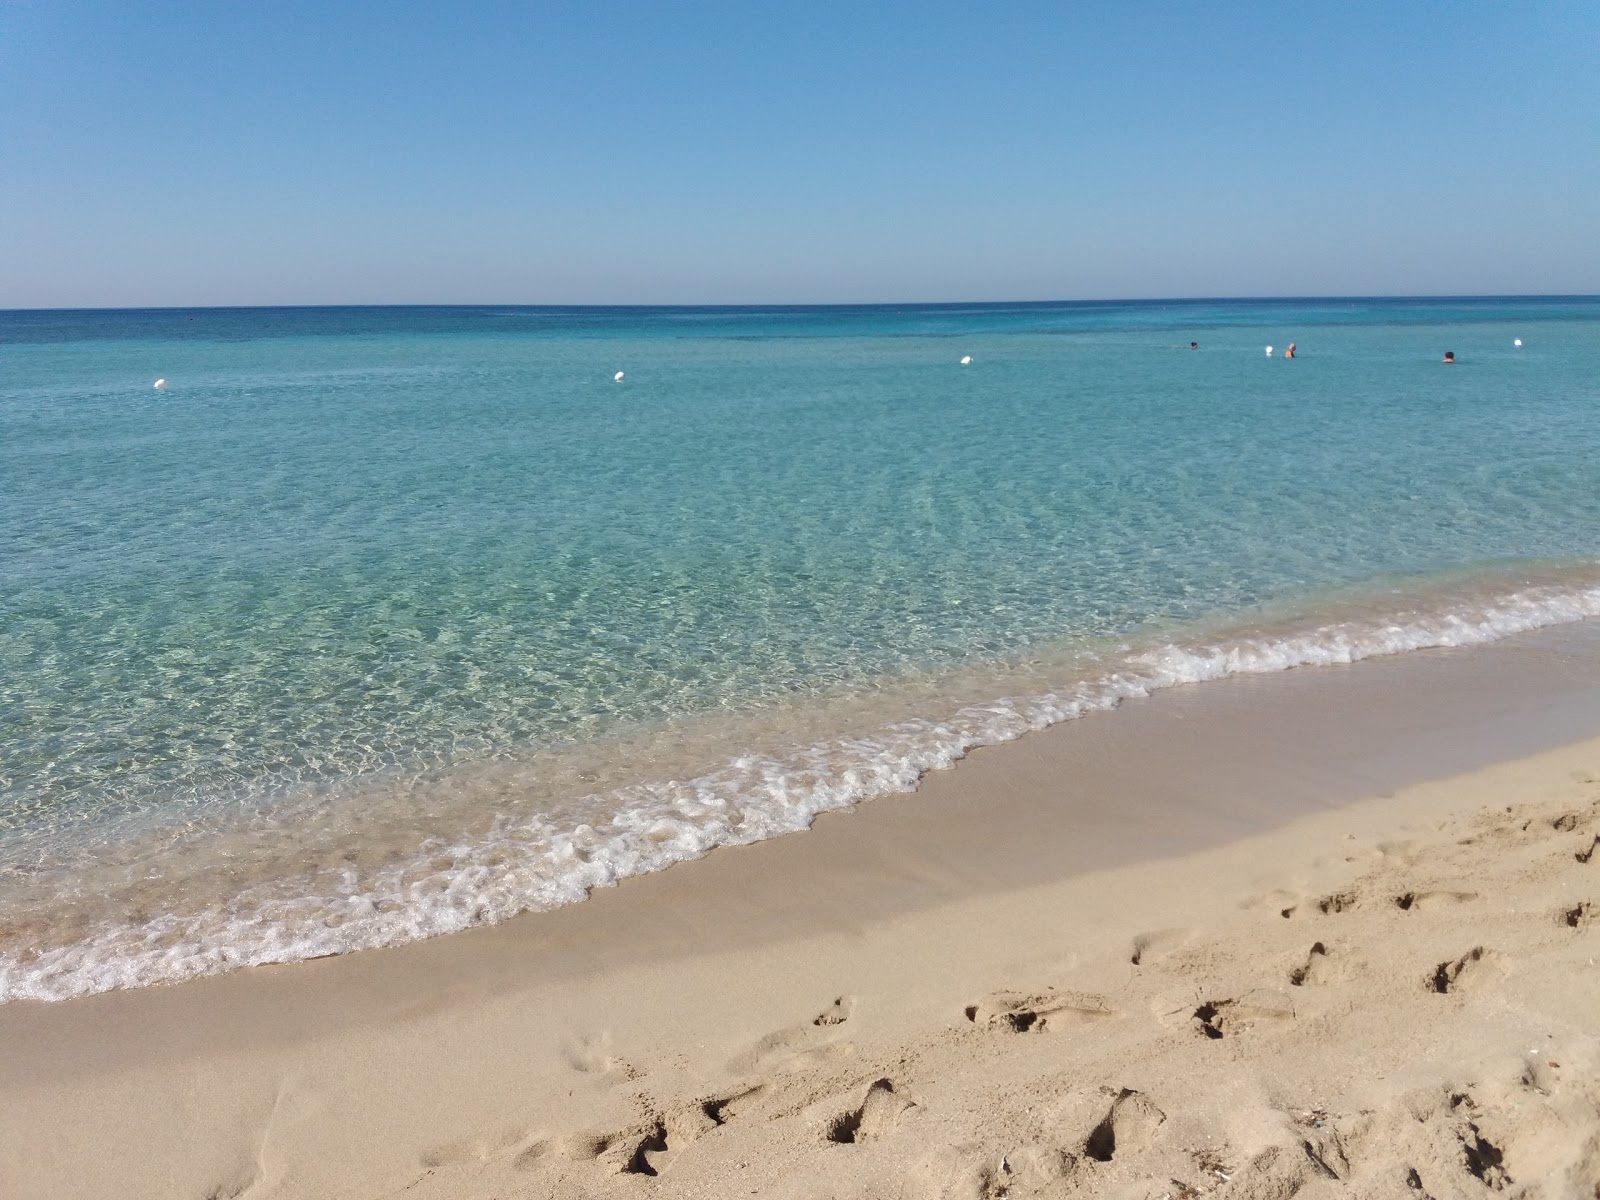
[
  {"left": 4, "top": 626, "right": 1600, "bottom": 1199},
  {"left": 6, "top": 0, "right": 1598, "bottom": 1194}
]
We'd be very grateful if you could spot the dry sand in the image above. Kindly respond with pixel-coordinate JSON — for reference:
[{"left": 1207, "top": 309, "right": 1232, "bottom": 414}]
[{"left": 3, "top": 628, "right": 1600, "bottom": 1199}]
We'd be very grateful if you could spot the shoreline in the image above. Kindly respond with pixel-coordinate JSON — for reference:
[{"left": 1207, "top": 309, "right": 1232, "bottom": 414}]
[
  {"left": 8, "top": 568, "right": 1600, "bottom": 1005},
  {"left": 4, "top": 624, "right": 1600, "bottom": 1197}
]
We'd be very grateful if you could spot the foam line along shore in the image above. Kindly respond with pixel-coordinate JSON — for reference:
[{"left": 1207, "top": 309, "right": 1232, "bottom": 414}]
[{"left": 2, "top": 566, "right": 1599, "bottom": 1002}]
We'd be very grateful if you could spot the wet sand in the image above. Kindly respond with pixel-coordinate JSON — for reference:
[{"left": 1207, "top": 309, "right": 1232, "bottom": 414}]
[{"left": 3, "top": 623, "right": 1599, "bottom": 1198}]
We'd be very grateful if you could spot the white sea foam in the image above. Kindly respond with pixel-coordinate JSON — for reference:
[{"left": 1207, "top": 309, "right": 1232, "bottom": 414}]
[{"left": 4, "top": 577, "right": 1599, "bottom": 1002}]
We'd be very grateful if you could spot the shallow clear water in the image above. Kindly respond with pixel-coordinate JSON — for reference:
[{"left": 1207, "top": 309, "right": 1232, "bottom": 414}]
[{"left": 3, "top": 297, "right": 1599, "bottom": 999}]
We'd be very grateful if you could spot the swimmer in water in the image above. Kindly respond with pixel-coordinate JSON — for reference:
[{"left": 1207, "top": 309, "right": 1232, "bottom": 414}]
[
  {"left": 1443, "top": 351, "right": 1455, "bottom": 363},
  {"left": 1284, "top": 343, "right": 1296, "bottom": 359},
  {"left": 1190, "top": 341, "right": 1198, "bottom": 349}
]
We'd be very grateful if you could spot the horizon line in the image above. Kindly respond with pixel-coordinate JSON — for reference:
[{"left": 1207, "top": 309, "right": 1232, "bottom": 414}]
[{"left": 4, "top": 292, "right": 1600, "bottom": 315}]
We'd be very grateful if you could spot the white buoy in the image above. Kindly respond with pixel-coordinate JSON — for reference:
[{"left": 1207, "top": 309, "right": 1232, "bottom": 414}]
[
  {"left": 152, "top": 378, "right": 168, "bottom": 391},
  {"left": 1265, "top": 346, "right": 1273, "bottom": 356},
  {"left": 1514, "top": 339, "right": 1522, "bottom": 347},
  {"left": 613, "top": 371, "right": 625, "bottom": 382},
  {"left": 960, "top": 355, "right": 972, "bottom": 365}
]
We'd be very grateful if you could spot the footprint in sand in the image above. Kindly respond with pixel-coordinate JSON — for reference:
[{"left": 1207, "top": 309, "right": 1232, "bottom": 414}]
[
  {"left": 1446, "top": 1092, "right": 1514, "bottom": 1191},
  {"left": 812, "top": 995, "right": 855, "bottom": 1026},
  {"left": 1375, "top": 839, "right": 1425, "bottom": 866},
  {"left": 727, "top": 998, "right": 856, "bottom": 1075},
  {"left": 422, "top": 1126, "right": 530, "bottom": 1169},
  {"left": 1082, "top": 1087, "right": 1166, "bottom": 1163},
  {"left": 1425, "top": 946, "right": 1507, "bottom": 994},
  {"left": 1456, "top": 806, "right": 1544, "bottom": 848},
  {"left": 1521, "top": 1056, "right": 1563, "bottom": 1096},
  {"left": 1282, "top": 889, "right": 1361, "bottom": 919},
  {"left": 1129, "top": 928, "right": 1191, "bottom": 966},
  {"left": 1192, "top": 989, "right": 1296, "bottom": 1039},
  {"left": 517, "top": 1093, "right": 750, "bottom": 1179},
  {"left": 1392, "top": 889, "right": 1478, "bottom": 912},
  {"left": 1560, "top": 901, "right": 1595, "bottom": 930},
  {"left": 964, "top": 988, "right": 1117, "bottom": 1033},
  {"left": 619, "top": 1122, "right": 675, "bottom": 1177},
  {"left": 615, "top": 1107, "right": 723, "bottom": 1179},
  {"left": 1315, "top": 889, "right": 1360, "bottom": 915},
  {"left": 513, "top": 1130, "right": 613, "bottom": 1169},
  {"left": 1288, "top": 941, "right": 1338, "bottom": 987},
  {"left": 824, "top": 1078, "right": 914, "bottom": 1145},
  {"left": 559, "top": 1030, "right": 638, "bottom": 1078},
  {"left": 911, "top": 1141, "right": 1002, "bottom": 1198}
]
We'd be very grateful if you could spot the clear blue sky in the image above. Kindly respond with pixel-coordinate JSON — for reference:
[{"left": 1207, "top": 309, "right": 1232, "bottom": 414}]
[{"left": 2, "top": 0, "right": 1596, "bottom": 306}]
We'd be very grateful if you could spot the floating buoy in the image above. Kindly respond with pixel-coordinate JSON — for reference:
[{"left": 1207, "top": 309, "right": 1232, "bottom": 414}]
[
  {"left": 959, "top": 355, "right": 972, "bottom": 365},
  {"left": 613, "top": 371, "right": 625, "bottom": 382},
  {"left": 1265, "top": 346, "right": 1273, "bottom": 356},
  {"left": 1514, "top": 339, "right": 1522, "bottom": 347},
  {"left": 152, "top": 378, "right": 168, "bottom": 391}
]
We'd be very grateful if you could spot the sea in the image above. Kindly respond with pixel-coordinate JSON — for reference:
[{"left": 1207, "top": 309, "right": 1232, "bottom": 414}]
[{"left": 3, "top": 297, "right": 1599, "bottom": 1002}]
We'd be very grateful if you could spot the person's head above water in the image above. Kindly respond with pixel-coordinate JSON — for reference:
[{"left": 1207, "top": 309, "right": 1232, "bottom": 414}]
[
  {"left": 1443, "top": 351, "right": 1456, "bottom": 363},
  {"left": 1190, "top": 342, "right": 1198, "bottom": 349}
]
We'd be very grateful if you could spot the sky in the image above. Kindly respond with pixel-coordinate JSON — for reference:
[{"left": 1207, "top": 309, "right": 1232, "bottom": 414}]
[{"left": 1, "top": 0, "right": 1596, "bottom": 307}]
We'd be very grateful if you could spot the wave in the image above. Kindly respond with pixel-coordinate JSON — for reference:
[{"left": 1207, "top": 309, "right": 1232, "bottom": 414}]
[{"left": 3, "top": 570, "right": 1598, "bottom": 1002}]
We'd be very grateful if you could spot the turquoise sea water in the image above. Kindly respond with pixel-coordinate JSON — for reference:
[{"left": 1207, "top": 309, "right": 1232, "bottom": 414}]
[{"left": 4, "top": 297, "right": 1599, "bottom": 1000}]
